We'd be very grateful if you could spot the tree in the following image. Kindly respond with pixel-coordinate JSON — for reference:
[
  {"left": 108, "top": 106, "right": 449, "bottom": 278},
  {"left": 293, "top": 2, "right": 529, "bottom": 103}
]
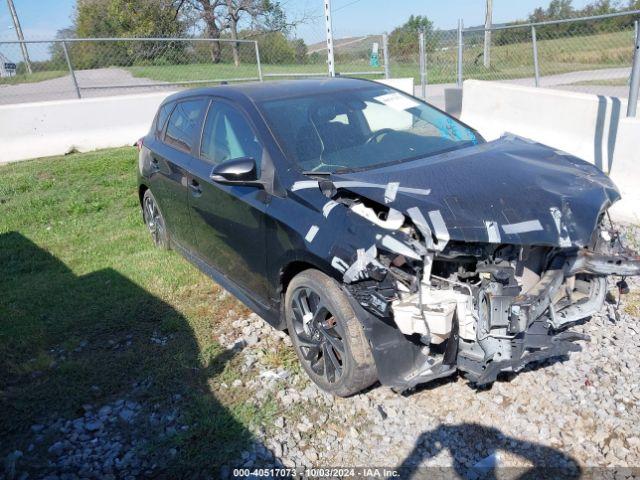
[
  {"left": 223, "top": 0, "right": 289, "bottom": 66},
  {"left": 255, "top": 31, "right": 294, "bottom": 63},
  {"left": 292, "top": 38, "right": 307, "bottom": 64},
  {"left": 545, "top": 0, "right": 575, "bottom": 19},
  {"left": 190, "top": 0, "right": 226, "bottom": 63},
  {"left": 62, "top": 0, "right": 186, "bottom": 68},
  {"left": 74, "top": 0, "right": 185, "bottom": 38},
  {"left": 388, "top": 15, "right": 434, "bottom": 59},
  {"left": 189, "top": 0, "right": 292, "bottom": 66}
]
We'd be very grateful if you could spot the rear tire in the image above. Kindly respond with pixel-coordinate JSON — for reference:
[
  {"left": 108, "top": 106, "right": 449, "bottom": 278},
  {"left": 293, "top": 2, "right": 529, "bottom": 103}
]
[
  {"left": 285, "top": 269, "right": 377, "bottom": 397},
  {"left": 142, "top": 189, "right": 170, "bottom": 250}
]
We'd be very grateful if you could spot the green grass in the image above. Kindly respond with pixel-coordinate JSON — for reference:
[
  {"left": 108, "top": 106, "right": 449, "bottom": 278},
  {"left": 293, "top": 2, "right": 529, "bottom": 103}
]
[
  {"left": 0, "top": 148, "right": 264, "bottom": 475},
  {"left": 0, "top": 70, "right": 67, "bottom": 85}
]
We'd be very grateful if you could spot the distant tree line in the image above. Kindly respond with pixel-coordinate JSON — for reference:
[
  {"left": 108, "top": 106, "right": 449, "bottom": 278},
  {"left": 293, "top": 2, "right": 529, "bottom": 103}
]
[
  {"left": 384, "top": 0, "right": 639, "bottom": 59},
  {"left": 493, "top": 0, "right": 640, "bottom": 45}
]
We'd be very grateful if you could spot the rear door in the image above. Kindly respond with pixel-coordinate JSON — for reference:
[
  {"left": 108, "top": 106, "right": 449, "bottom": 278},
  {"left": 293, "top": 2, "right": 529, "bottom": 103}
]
[
  {"left": 149, "top": 98, "right": 208, "bottom": 249},
  {"left": 188, "top": 98, "right": 270, "bottom": 300}
]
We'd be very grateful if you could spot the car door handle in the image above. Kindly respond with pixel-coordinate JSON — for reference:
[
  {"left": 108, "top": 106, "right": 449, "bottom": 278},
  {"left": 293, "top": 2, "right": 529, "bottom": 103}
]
[{"left": 189, "top": 179, "right": 202, "bottom": 196}]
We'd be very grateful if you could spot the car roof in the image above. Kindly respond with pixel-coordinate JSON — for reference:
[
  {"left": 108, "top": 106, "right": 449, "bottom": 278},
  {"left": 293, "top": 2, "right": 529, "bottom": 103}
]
[{"left": 162, "top": 77, "right": 380, "bottom": 104}]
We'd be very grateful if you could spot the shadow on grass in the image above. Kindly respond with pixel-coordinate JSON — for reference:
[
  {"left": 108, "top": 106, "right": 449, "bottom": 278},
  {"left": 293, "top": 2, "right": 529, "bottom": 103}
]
[
  {"left": 0, "top": 231, "right": 271, "bottom": 477},
  {"left": 397, "top": 423, "right": 581, "bottom": 480}
]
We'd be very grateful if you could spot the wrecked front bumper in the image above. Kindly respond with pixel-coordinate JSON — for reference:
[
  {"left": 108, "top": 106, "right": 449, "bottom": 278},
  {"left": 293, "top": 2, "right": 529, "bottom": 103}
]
[{"left": 345, "top": 249, "right": 639, "bottom": 392}]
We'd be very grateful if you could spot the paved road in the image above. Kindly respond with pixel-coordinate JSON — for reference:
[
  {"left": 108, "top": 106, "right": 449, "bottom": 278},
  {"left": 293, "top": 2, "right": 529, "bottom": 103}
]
[{"left": 0, "top": 68, "right": 174, "bottom": 105}]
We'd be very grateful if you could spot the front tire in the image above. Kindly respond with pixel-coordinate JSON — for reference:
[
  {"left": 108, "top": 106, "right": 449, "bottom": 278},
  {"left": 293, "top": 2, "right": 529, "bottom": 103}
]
[
  {"left": 285, "top": 269, "right": 377, "bottom": 397},
  {"left": 142, "top": 189, "right": 170, "bottom": 250}
]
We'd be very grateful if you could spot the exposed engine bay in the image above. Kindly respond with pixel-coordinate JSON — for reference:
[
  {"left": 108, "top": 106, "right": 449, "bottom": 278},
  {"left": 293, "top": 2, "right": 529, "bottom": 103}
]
[{"left": 331, "top": 193, "right": 640, "bottom": 391}]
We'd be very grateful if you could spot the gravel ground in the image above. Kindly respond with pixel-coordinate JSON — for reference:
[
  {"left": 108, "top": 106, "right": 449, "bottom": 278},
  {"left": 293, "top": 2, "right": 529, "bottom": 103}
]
[
  {"left": 221, "top": 282, "right": 640, "bottom": 477},
  {"left": 4, "top": 225, "right": 640, "bottom": 479}
]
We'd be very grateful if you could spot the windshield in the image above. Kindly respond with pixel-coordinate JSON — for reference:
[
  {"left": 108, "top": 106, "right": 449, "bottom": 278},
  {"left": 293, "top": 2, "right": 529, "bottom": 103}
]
[{"left": 258, "top": 85, "right": 482, "bottom": 173}]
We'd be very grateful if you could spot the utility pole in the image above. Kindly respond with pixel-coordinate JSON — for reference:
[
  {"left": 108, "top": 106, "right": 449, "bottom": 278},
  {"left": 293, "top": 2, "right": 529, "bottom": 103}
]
[
  {"left": 324, "top": 0, "right": 335, "bottom": 77},
  {"left": 6, "top": 0, "right": 32, "bottom": 74},
  {"left": 484, "top": 0, "right": 493, "bottom": 69}
]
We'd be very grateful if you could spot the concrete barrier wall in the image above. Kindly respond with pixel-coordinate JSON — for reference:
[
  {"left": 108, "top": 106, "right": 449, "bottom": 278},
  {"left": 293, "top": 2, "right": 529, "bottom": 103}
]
[
  {"left": 0, "top": 91, "right": 177, "bottom": 164},
  {"left": 460, "top": 80, "right": 634, "bottom": 172},
  {"left": 461, "top": 80, "right": 639, "bottom": 223},
  {"left": 609, "top": 116, "right": 640, "bottom": 224}
]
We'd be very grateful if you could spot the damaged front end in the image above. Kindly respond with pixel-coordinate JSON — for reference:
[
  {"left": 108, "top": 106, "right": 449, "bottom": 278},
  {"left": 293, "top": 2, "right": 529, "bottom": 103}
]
[{"left": 331, "top": 194, "right": 640, "bottom": 392}]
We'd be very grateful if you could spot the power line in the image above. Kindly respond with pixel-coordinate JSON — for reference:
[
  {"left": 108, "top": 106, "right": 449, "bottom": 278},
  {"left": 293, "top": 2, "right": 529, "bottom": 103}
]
[
  {"left": 308, "top": 0, "right": 363, "bottom": 21},
  {"left": 333, "top": 0, "right": 363, "bottom": 13}
]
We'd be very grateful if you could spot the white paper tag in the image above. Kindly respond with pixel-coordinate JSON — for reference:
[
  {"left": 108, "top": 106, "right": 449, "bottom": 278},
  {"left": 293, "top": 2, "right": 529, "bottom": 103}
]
[{"left": 374, "top": 92, "right": 419, "bottom": 111}]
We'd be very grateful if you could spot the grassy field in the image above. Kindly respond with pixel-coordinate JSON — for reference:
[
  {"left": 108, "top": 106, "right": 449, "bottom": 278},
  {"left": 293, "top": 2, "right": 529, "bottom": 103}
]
[
  {"left": 0, "top": 148, "right": 292, "bottom": 475},
  {"left": 0, "top": 70, "right": 67, "bottom": 86}
]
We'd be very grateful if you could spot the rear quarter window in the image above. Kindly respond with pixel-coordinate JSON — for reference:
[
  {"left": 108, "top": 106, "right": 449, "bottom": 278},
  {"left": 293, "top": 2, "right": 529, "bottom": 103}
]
[
  {"left": 163, "top": 99, "right": 208, "bottom": 153},
  {"left": 155, "top": 102, "right": 174, "bottom": 137}
]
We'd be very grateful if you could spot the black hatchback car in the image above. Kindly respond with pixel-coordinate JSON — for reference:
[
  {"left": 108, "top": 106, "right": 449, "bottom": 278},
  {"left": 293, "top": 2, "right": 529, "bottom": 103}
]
[{"left": 138, "top": 78, "right": 639, "bottom": 396}]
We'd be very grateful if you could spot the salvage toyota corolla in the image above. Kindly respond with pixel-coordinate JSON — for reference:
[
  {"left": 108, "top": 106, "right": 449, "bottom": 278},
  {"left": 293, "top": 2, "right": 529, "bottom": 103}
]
[{"left": 137, "top": 78, "right": 639, "bottom": 396}]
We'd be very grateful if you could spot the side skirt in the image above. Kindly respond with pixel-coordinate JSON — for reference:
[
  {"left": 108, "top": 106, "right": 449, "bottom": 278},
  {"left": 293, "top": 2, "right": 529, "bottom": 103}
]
[{"left": 172, "top": 241, "right": 282, "bottom": 328}]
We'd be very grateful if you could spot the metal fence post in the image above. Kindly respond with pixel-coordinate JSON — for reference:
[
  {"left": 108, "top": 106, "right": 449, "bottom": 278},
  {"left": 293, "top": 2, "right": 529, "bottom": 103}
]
[
  {"left": 254, "top": 41, "right": 263, "bottom": 82},
  {"left": 419, "top": 30, "right": 426, "bottom": 98},
  {"left": 62, "top": 41, "right": 81, "bottom": 99},
  {"left": 324, "top": 0, "right": 336, "bottom": 77},
  {"left": 383, "top": 33, "right": 390, "bottom": 79},
  {"left": 628, "top": 23, "right": 640, "bottom": 117},
  {"left": 484, "top": 0, "right": 493, "bottom": 68},
  {"left": 457, "top": 19, "right": 464, "bottom": 88},
  {"left": 532, "top": 26, "right": 540, "bottom": 87}
]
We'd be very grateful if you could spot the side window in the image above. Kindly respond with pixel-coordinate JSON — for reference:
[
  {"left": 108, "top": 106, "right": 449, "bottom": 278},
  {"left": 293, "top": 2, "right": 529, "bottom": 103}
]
[
  {"left": 200, "top": 102, "right": 263, "bottom": 166},
  {"left": 164, "top": 99, "right": 207, "bottom": 153},
  {"left": 155, "top": 102, "right": 174, "bottom": 137}
]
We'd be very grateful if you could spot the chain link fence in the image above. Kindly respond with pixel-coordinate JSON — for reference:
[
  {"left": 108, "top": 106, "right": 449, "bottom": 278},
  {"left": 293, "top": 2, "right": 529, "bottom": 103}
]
[
  {"left": 0, "top": 38, "right": 263, "bottom": 104},
  {"left": 1, "top": 10, "right": 638, "bottom": 110},
  {"left": 456, "top": 11, "right": 640, "bottom": 101}
]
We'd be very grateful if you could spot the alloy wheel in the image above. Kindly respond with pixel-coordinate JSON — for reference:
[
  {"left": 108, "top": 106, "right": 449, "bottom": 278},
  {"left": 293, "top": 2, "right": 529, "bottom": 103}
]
[
  {"left": 143, "top": 194, "right": 164, "bottom": 247},
  {"left": 290, "top": 286, "right": 345, "bottom": 384}
]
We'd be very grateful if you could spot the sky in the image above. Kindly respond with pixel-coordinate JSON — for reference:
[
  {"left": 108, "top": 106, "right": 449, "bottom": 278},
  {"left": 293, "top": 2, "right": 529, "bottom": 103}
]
[{"left": 0, "top": 0, "right": 603, "bottom": 45}]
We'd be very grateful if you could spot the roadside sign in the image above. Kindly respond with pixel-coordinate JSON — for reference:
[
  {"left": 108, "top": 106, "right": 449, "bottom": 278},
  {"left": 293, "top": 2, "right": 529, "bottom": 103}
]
[{"left": 370, "top": 42, "right": 380, "bottom": 67}]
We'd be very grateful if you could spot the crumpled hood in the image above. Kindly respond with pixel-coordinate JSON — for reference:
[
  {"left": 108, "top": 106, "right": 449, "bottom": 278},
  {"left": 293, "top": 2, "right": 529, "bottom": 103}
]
[{"left": 329, "top": 135, "right": 620, "bottom": 248}]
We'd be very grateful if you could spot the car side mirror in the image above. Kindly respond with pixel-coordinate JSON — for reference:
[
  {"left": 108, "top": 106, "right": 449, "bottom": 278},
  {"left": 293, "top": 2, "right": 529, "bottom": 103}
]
[{"left": 210, "top": 157, "right": 259, "bottom": 185}]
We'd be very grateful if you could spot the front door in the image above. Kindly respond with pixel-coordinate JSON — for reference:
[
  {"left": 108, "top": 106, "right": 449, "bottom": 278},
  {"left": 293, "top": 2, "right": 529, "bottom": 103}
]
[
  {"left": 150, "top": 98, "right": 208, "bottom": 249},
  {"left": 188, "top": 99, "right": 269, "bottom": 301}
]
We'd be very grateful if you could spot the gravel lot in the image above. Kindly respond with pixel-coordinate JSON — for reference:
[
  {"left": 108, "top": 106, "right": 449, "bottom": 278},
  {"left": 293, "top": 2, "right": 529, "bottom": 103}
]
[
  {"left": 225, "top": 280, "right": 640, "bottom": 477},
  {"left": 4, "top": 226, "right": 640, "bottom": 479}
]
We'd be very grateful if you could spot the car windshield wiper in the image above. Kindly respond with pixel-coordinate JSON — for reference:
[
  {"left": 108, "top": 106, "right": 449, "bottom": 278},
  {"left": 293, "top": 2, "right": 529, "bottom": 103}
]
[{"left": 301, "top": 171, "right": 332, "bottom": 176}]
